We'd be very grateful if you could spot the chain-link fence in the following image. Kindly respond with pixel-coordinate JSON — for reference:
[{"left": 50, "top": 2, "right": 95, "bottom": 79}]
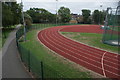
[{"left": 102, "top": 6, "right": 120, "bottom": 46}]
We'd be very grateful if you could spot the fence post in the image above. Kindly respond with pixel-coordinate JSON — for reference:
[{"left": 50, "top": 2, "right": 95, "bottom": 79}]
[
  {"left": 41, "top": 61, "right": 44, "bottom": 80},
  {"left": 19, "top": 44, "right": 23, "bottom": 62},
  {"left": 28, "top": 51, "right": 30, "bottom": 72}
]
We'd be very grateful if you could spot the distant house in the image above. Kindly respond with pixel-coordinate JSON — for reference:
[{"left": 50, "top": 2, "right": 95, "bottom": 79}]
[
  {"left": 77, "top": 15, "right": 83, "bottom": 23},
  {"left": 70, "top": 14, "right": 83, "bottom": 23},
  {"left": 69, "top": 20, "right": 78, "bottom": 24},
  {"left": 71, "top": 14, "right": 78, "bottom": 20},
  {"left": 69, "top": 14, "right": 78, "bottom": 24}
]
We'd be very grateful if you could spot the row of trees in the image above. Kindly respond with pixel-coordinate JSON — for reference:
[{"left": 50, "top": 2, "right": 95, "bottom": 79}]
[
  {"left": 2, "top": 2, "right": 106, "bottom": 28},
  {"left": 81, "top": 9, "right": 106, "bottom": 24},
  {"left": 26, "top": 7, "right": 71, "bottom": 23},
  {"left": 26, "top": 7, "right": 106, "bottom": 24}
]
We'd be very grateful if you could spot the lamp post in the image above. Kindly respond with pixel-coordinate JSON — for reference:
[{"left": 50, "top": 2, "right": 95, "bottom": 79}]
[
  {"left": 56, "top": 0, "right": 58, "bottom": 26},
  {"left": 99, "top": 5, "right": 102, "bottom": 25},
  {"left": 21, "top": 0, "right": 26, "bottom": 41}
]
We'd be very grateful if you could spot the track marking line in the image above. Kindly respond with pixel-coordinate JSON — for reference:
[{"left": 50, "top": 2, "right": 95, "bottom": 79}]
[
  {"left": 44, "top": 30, "right": 120, "bottom": 76},
  {"left": 37, "top": 26, "right": 120, "bottom": 78},
  {"left": 57, "top": 32, "right": 119, "bottom": 62},
  {"left": 52, "top": 29, "right": 119, "bottom": 66},
  {"left": 43, "top": 30, "right": 120, "bottom": 76},
  {"left": 101, "top": 51, "right": 107, "bottom": 77},
  {"left": 49, "top": 29, "right": 119, "bottom": 70}
]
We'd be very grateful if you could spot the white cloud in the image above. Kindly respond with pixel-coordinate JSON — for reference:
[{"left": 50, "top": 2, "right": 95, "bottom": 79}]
[
  {"left": 18, "top": 0, "right": 118, "bottom": 14},
  {"left": 17, "top": 0, "right": 119, "bottom": 3}
]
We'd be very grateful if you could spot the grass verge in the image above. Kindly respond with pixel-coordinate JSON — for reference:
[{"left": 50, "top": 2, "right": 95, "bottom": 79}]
[
  {"left": 19, "top": 24, "right": 104, "bottom": 78},
  {"left": 2, "top": 28, "right": 15, "bottom": 46},
  {"left": 61, "top": 32, "right": 119, "bottom": 53}
]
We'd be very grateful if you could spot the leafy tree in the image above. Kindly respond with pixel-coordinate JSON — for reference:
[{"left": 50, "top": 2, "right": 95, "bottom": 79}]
[
  {"left": 58, "top": 7, "right": 71, "bottom": 23},
  {"left": 24, "top": 12, "right": 32, "bottom": 28},
  {"left": 2, "top": 3, "right": 13, "bottom": 27},
  {"left": 99, "top": 10, "right": 106, "bottom": 24},
  {"left": 26, "top": 8, "right": 39, "bottom": 23},
  {"left": 92, "top": 10, "right": 106, "bottom": 24},
  {"left": 10, "top": 2, "right": 22, "bottom": 24},
  {"left": 82, "top": 9, "right": 91, "bottom": 24},
  {"left": 92, "top": 10, "right": 99, "bottom": 24},
  {"left": 2, "top": 2, "right": 22, "bottom": 27},
  {"left": 26, "top": 8, "right": 56, "bottom": 23}
]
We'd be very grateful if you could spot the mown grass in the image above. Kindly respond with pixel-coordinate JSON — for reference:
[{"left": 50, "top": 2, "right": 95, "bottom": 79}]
[
  {"left": 61, "top": 32, "right": 119, "bottom": 53},
  {"left": 2, "top": 28, "right": 14, "bottom": 46},
  {"left": 19, "top": 24, "right": 93, "bottom": 78}
]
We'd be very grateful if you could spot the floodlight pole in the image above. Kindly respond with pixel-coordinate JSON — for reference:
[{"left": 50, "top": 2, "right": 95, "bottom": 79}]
[
  {"left": 56, "top": 0, "right": 58, "bottom": 26},
  {"left": 21, "top": 0, "right": 26, "bottom": 41},
  {"left": 99, "top": 5, "right": 102, "bottom": 25}
]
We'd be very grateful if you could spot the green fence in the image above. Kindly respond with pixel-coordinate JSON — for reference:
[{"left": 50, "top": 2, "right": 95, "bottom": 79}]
[
  {"left": 16, "top": 23, "right": 78, "bottom": 79},
  {"left": 17, "top": 43, "right": 64, "bottom": 78},
  {"left": 102, "top": 6, "right": 120, "bottom": 46}
]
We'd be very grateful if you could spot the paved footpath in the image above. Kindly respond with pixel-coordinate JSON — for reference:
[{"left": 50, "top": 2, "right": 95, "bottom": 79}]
[{"left": 2, "top": 25, "right": 31, "bottom": 78}]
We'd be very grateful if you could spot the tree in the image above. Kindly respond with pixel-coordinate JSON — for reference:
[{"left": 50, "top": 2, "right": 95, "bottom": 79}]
[
  {"left": 2, "top": 2, "right": 22, "bottom": 27},
  {"left": 2, "top": 3, "right": 13, "bottom": 27},
  {"left": 26, "top": 8, "right": 56, "bottom": 23},
  {"left": 99, "top": 10, "right": 106, "bottom": 24},
  {"left": 58, "top": 7, "right": 71, "bottom": 23},
  {"left": 92, "top": 10, "right": 99, "bottom": 24},
  {"left": 24, "top": 12, "right": 32, "bottom": 28},
  {"left": 10, "top": 2, "right": 22, "bottom": 24},
  {"left": 82, "top": 9, "right": 91, "bottom": 24},
  {"left": 92, "top": 10, "right": 106, "bottom": 24}
]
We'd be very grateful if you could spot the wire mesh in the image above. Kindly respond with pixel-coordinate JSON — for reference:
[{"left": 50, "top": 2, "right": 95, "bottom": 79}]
[
  {"left": 16, "top": 23, "right": 73, "bottom": 78},
  {"left": 102, "top": 6, "right": 120, "bottom": 46}
]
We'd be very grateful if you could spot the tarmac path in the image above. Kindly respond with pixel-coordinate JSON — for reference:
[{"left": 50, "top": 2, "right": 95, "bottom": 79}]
[{"left": 2, "top": 25, "right": 31, "bottom": 78}]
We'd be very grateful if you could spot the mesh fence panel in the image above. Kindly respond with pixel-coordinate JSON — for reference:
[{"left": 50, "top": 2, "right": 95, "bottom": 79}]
[
  {"left": 16, "top": 23, "right": 76, "bottom": 78},
  {"left": 103, "top": 6, "right": 120, "bottom": 46}
]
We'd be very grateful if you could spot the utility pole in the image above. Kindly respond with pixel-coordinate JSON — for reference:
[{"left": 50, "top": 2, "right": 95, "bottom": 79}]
[{"left": 21, "top": 0, "right": 26, "bottom": 41}]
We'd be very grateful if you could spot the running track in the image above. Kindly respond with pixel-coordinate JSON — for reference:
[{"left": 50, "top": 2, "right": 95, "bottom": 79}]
[{"left": 38, "top": 25, "right": 120, "bottom": 79}]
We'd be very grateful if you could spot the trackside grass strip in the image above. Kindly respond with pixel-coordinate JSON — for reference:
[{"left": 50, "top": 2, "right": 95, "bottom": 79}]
[
  {"left": 20, "top": 30, "right": 92, "bottom": 78},
  {"left": 61, "top": 32, "right": 119, "bottom": 53},
  {"left": 18, "top": 24, "right": 97, "bottom": 78}
]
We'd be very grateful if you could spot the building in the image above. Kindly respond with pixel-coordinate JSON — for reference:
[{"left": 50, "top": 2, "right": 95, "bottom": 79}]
[{"left": 70, "top": 14, "right": 83, "bottom": 23}]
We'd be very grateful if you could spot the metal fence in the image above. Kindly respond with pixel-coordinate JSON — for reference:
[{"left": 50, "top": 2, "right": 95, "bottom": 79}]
[
  {"left": 102, "top": 6, "right": 120, "bottom": 46},
  {"left": 16, "top": 23, "right": 79, "bottom": 79}
]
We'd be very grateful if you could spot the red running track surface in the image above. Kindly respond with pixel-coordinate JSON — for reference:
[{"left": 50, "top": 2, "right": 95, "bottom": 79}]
[{"left": 37, "top": 25, "right": 120, "bottom": 79}]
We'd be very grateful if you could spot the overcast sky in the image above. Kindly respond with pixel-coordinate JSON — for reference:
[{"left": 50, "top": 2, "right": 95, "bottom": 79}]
[{"left": 16, "top": 0, "right": 119, "bottom": 14}]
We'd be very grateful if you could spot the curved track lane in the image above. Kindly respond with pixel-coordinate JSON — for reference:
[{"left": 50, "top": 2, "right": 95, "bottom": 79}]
[{"left": 38, "top": 25, "right": 120, "bottom": 79}]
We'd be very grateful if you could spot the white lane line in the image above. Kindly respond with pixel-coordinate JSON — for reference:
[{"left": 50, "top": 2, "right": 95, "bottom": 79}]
[
  {"left": 38, "top": 29, "right": 120, "bottom": 77},
  {"left": 58, "top": 27, "right": 120, "bottom": 59},
  {"left": 59, "top": 27, "right": 119, "bottom": 55},
  {"left": 52, "top": 29, "right": 119, "bottom": 65},
  {"left": 44, "top": 30, "right": 120, "bottom": 76},
  {"left": 42, "top": 30, "right": 103, "bottom": 70},
  {"left": 53, "top": 29, "right": 120, "bottom": 65},
  {"left": 57, "top": 29, "right": 120, "bottom": 62},
  {"left": 49, "top": 29, "right": 119, "bottom": 70},
  {"left": 47, "top": 30, "right": 119, "bottom": 73},
  {"left": 101, "top": 51, "right": 107, "bottom": 77}
]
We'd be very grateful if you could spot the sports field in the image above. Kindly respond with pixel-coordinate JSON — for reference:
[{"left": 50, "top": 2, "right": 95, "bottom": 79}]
[{"left": 38, "top": 25, "right": 120, "bottom": 78}]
